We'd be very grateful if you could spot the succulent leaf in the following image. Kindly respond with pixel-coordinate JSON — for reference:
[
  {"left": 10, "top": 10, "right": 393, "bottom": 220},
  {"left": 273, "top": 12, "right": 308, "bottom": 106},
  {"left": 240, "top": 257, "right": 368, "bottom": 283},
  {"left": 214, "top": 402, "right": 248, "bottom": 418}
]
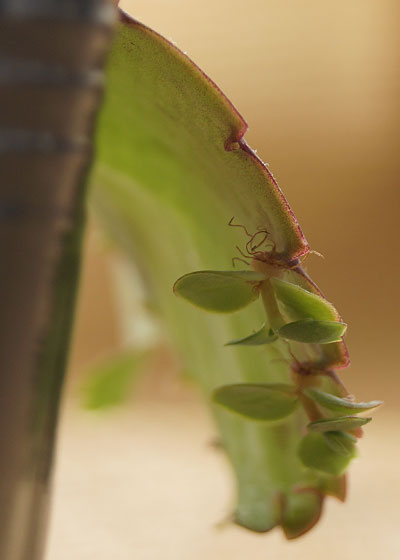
[
  {"left": 298, "top": 432, "right": 357, "bottom": 476},
  {"left": 271, "top": 277, "right": 339, "bottom": 322},
  {"left": 212, "top": 383, "right": 298, "bottom": 421},
  {"left": 304, "top": 388, "right": 383, "bottom": 414},
  {"left": 173, "top": 270, "right": 265, "bottom": 313},
  {"left": 307, "top": 416, "right": 371, "bottom": 433},
  {"left": 278, "top": 318, "right": 347, "bottom": 344}
]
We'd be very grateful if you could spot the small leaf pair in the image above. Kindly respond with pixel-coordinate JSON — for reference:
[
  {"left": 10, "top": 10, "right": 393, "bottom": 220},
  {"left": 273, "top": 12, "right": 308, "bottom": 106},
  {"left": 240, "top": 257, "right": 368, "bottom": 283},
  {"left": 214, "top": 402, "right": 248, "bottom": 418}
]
[
  {"left": 226, "top": 319, "right": 346, "bottom": 346},
  {"left": 297, "top": 388, "right": 382, "bottom": 475},
  {"left": 173, "top": 271, "right": 338, "bottom": 320},
  {"left": 271, "top": 278, "right": 346, "bottom": 343},
  {"left": 305, "top": 388, "right": 381, "bottom": 433},
  {"left": 174, "top": 270, "right": 347, "bottom": 345}
]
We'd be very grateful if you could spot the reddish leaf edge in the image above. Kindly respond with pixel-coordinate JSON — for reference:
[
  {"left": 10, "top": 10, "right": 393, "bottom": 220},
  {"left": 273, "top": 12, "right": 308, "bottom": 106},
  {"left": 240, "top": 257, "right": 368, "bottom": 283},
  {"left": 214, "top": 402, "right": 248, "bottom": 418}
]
[
  {"left": 278, "top": 475, "right": 346, "bottom": 539},
  {"left": 117, "top": 8, "right": 349, "bottom": 370},
  {"left": 118, "top": 8, "right": 308, "bottom": 262},
  {"left": 280, "top": 488, "right": 324, "bottom": 540}
]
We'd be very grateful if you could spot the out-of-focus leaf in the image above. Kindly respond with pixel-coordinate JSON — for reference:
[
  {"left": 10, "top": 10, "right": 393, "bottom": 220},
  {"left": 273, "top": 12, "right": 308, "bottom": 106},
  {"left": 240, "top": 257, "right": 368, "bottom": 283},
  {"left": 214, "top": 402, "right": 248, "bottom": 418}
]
[
  {"left": 298, "top": 432, "right": 356, "bottom": 476},
  {"left": 278, "top": 318, "right": 347, "bottom": 344},
  {"left": 307, "top": 416, "right": 371, "bottom": 433},
  {"left": 304, "top": 388, "right": 383, "bottom": 414},
  {"left": 82, "top": 352, "right": 146, "bottom": 410},
  {"left": 225, "top": 323, "right": 277, "bottom": 346},
  {"left": 322, "top": 431, "right": 357, "bottom": 456},
  {"left": 281, "top": 490, "right": 323, "bottom": 540},
  {"left": 173, "top": 270, "right": 265, "bottom": 313},
  {"left": 212, "top": 383, "right": 298, "bottom": 421}
]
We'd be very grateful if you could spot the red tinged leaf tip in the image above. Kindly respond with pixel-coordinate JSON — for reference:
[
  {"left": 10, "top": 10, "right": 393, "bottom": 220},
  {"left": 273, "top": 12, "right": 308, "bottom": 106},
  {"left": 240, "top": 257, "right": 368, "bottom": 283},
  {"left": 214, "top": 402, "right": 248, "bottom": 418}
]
[
  {"left": 280, "top": 489, "right": 324, "bottom": 540},
  {"left": 322, "top": 475, "right": 347, "bottom": 502}
]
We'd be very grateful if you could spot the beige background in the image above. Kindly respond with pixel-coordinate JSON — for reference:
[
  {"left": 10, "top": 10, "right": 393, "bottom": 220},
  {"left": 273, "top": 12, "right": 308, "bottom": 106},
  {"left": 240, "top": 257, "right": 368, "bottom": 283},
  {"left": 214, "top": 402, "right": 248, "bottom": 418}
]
[{"left": 46, "top": 1, "right": 400, "bottom": 558}]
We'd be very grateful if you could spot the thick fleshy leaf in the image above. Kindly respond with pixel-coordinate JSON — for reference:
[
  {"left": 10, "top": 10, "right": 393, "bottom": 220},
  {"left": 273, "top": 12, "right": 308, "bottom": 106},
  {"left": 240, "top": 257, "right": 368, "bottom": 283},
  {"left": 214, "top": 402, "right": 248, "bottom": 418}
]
[
  {"left": 82, "top": 352, "right": 146, "bottom": 410},
  {"left": 322, "top": 431, "right": 357, "bottom": 456},
  {"left": 225, "top": 323, "right": 277, "bottom": 346},
  {"left": 281, "top": 490, "right": 323, "bottom": 540},
  {"left": 212, "top": 383, "right": 298, "bottom": 421},
  {"left": 271, "top": 277, "right": 339, "bottom": 322},
  {"left": 173, "top": 270, "right": 266, "bottom": 313},
  {"left": 298, "top": 432, "right": 357, "bottom": 476},
  {"left": 304, "top": 388, "right": 383, "bottom": 414},
  {"left": 278, "top": 318, "right": 347, "bottom": 344},
  {"left": 90, "top": 9, "right": 354, "bottom": 537},
  {"left": 308, "top": 416, "right": 371, "bottom": 433}
]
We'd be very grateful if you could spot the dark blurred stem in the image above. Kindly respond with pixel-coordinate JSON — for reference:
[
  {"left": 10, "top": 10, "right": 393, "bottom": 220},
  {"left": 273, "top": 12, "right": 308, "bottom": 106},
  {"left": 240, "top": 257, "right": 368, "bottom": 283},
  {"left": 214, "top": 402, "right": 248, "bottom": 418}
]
[{"left": 0, "top": 2, "right": 114, "bottom": 558}]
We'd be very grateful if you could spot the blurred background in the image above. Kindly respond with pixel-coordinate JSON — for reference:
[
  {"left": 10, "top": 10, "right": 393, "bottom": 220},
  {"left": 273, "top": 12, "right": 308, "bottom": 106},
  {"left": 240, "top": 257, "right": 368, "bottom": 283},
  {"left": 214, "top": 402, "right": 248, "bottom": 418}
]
[{"left": 46, "top": 1, "right": 400, "bottom": 558}]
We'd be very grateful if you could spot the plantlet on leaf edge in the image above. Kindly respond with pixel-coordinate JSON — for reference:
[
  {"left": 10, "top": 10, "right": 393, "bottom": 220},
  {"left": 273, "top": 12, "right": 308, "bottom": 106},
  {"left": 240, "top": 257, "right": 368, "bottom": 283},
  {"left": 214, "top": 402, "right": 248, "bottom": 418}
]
[{"left": 91, "top": 10, "right": 382, "bottom": 539}]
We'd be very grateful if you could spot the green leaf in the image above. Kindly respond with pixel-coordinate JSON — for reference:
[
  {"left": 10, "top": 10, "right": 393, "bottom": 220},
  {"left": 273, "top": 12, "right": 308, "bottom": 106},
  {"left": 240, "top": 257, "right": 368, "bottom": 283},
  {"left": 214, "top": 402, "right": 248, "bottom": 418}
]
[
  {"left": 281, "top": 490, "right": 322, "bottom": 540},
  {"left": 307, "top": 416, "right": 371, "bottom": 433},
  {"left": 82, "top": 352, "right": 145, "bottom": 410},
  {"left": 225, "top": 323, "right": 278, "bottom": 346},
  {"left": 212, "top": 383, "right": 298, "bottom": 421},
  {"left": 322, "top": 431, "right": 357, "bottom": 456},
  {"left": 298, "top": 432, "right": 357, "bottom": 476},
  {"left": 278, "top": 318, "right": 347, "bottom": 344},
  {"left": 304, "top": 388, "right": 383, "bottom": 414},
  {"left": 90, "top": 11, "right": 359, "bottom": 537},
  {"left": 95, "top": 15, "right": 309, "bottom": 259},
  {"left": 271, "top": 277, "right": 339, "bottom": 322},
  {"left": 173, "top": 270, "right": 266, "bottom": 313}
]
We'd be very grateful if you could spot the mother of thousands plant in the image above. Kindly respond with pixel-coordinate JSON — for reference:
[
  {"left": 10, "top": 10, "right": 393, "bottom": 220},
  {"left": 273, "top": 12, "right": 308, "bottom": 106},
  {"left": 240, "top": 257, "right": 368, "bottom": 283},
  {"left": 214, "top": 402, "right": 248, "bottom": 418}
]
[{"left": 90, "top": 7, "right": 382, "bottom": 540}]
